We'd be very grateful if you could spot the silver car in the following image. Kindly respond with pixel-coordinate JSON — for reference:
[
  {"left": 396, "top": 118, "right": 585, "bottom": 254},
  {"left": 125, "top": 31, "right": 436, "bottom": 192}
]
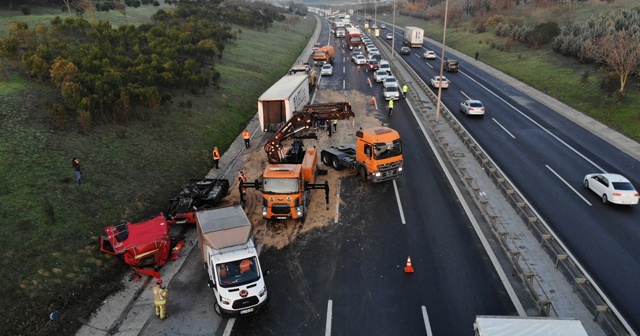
[
  {"left": 320, "top": 64, "right": 333, "bottom": 76},
  {"left": 383, "top": 85, "right": 400, "bottom": 100},
  {"left": 373, "top": 69, "right": 389, "bottom": 82}
]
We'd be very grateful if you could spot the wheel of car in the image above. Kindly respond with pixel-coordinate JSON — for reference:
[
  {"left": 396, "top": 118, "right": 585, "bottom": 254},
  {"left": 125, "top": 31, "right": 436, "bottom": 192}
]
[
  {"left": 332, "top": 156, "right": 344, "bottom": 170},
  {"left": 583, "top": 179, "right": 589, "bottom": 189},
  {"left": 213, "top": 301, "right": 223, "bottom": 316},
  {"left": 322, "top": 152, "right": 331, "bottom": 166},
  {"left": 602, "top": 194, "right": 608, "bottom": 204}
]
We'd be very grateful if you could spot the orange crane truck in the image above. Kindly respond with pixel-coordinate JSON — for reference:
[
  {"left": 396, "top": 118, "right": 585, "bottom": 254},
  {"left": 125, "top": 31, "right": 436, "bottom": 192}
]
[
  {"left": 241, "top": 102, "right": 355, "bottom": 220},
  {"left": 320, "top": 126, "right": 403, "bottom": 182}
]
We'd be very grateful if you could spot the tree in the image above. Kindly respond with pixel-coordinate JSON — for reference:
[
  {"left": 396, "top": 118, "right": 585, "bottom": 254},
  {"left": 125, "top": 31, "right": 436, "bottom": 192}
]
[
  {"left": 586, "top": 29, "right": 640, "bottom": 93},
  {"left": 115, "top": 0, "right": 129, "bottom": 25}
]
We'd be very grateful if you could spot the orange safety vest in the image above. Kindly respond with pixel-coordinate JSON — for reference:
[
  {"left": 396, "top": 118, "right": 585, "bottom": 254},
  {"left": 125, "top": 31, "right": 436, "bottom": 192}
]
[
  {"left": 242, "top": 130, "right": 250, "bottom": 139},
  {"left": 213, "top": 148, "right": 221, "bottom": 160}
]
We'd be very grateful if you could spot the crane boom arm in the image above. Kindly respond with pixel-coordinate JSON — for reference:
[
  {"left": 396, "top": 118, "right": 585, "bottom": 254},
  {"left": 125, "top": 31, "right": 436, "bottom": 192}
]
[{"left": 264, "top": 102, "right": 355, "bottom": 164}]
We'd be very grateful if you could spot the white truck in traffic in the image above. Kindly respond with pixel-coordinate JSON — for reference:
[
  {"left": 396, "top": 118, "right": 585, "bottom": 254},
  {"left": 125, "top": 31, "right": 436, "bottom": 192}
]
[
  {"left": 403, "top": 26, "right": 424, "bottom": 48},
  {"left": 473, "top": 316, "right": 588, "bottom": 336},
  {"left": 258, "top": 74, "right": 310, "bottom": 132},
  {"left": 196, "top": 205, "right": 268, "bottom": 316}
]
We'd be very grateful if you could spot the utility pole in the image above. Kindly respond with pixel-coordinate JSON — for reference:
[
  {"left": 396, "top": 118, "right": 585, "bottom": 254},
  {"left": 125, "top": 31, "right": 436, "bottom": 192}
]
[
  {"left": 392, "top": 1, "right": 396, "bottom": 59},
  {"left": 435, "top": 0, "right": 449, "bottom": 123}
]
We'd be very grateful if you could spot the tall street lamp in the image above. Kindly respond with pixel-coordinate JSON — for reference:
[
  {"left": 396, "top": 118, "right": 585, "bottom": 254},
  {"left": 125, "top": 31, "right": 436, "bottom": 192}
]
[
  {"left": 435, "top": 0, "right": 449, "bottom": 122},
  {"left": 392, "top": 1, "right": 396, "bottom": 59}
]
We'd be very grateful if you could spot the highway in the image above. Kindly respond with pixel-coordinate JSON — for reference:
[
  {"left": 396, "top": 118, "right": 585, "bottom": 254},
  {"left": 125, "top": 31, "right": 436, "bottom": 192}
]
[{"left": 378, "top": 23, "right": 640, "bottom": 334}]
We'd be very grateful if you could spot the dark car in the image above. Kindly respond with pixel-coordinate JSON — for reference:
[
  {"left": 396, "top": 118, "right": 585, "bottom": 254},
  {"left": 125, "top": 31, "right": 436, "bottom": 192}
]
[
  {"left": 365, "top": 60, "right": 379, "bottom": 71},
  {"left": 444, "top": 59, "right": 460, "bottom": 72},
  {"left": 400, "top": 47, "right": 411, "bottom": 55}
]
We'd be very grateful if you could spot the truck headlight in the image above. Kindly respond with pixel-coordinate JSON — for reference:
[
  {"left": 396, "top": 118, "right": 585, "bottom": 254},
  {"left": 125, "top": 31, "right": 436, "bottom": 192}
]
[
  {"left": 398, "top": 167, "right": 403, "bottom": 172},
  {"left": 262, "top": 207, "right": 267, "bottom": 217},
  {"left": 259, "top": 286, "right": 267, "bottom": 297},
  {"left": 220, "top": 296, "right": 231, "bottom": 306},
  {"left": 374, "top": 171, "right": 381, "bottom": 177},
  {"left": 295, "top": 206, "right": 303, "bottom": 217}
]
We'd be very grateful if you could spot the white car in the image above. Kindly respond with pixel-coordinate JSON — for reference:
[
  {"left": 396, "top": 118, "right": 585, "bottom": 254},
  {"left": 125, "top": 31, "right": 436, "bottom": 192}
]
[
  {"left": 584, "top": 173, "right": 639, "bottom": 205},
  {"left": 386, "top": 33, "right": 393, "bottom": 40},
  {"left": 373, "top": 69, "right": 389, "bottom": 82},
  {"left": 430, "top": 76, "right": 450, "bottom": 89},
  {"left": 320, "top": 64, "right": 333, "bottom": 76},
  {"left": 383, "top": 76, "right": 398, "bottom": 88},
  {"left": 379, "top": 63, "right": 391, "bottom": 74},
  {"left": 354, "top": 55, "right": 367, "bottom": 65},
  {"left": 424, "top": 50, "right": 437, "bottom": 59},
  {"left": 380, "top": 24, "right": 386, "bottom": 29},
  {"left": 368, "top": 47, "right": 379, "bottom": 54},
  {"left": 383, "top": 85, "right": 400, "bottom": 100},
  {"left": 460, "top": 99, "right": 485, "bottom": 116}
]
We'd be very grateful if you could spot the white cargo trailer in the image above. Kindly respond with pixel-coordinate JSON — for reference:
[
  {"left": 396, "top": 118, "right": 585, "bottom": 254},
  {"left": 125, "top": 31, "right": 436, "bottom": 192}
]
[
  {"left": 258, "top": 74, "right": 310, "bottom": 132},
  {"left": 474, "top": 316, "right": 588, "bottom": 336},
  {"left": 403, "top": 26, "right": 424, "bottom": 48}
]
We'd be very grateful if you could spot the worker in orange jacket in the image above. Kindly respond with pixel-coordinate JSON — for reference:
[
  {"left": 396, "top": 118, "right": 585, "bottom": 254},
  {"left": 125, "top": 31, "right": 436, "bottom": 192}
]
[
  {"left": 152, "top": 279, "right": 168, "bottom": 320},
  {"left": 242, "top": 129, "right": 251, "bottom": 148},
  {"left": 239, "top": 171, "right": 247, "bottom": 196},
  {"left": 212, "top": 147, "right": 221, "bottom": 169}
]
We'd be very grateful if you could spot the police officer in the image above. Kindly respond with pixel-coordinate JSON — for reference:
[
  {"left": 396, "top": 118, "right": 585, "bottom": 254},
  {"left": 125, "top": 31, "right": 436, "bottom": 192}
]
[
  {"left": 152, "top": 279, "right": 168, "bottom": 320},
  {"left": 402, "top": 84, "right": 408, "bottom": 98},
  {"left": 332, "top": 119, "right": 338, "bottom": 132},
  {"left": 388, "top": 99, "right": 394, "bottom": 116}
]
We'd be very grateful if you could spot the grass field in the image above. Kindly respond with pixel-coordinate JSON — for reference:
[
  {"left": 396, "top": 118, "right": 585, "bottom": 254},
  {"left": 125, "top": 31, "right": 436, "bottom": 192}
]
[{"left": 0, "top": 5, "right": 316, "bottom": 335}]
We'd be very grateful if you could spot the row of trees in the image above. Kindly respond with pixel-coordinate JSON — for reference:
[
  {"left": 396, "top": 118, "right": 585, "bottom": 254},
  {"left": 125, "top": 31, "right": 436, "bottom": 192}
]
[{"left": 0, "top": 0, "right": 294, "bottom": 132}]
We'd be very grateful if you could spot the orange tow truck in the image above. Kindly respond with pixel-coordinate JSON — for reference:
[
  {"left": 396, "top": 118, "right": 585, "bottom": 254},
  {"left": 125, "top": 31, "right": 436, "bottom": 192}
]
[
  {"left": 241, "top": 102, "right": 355, "bottom": 220},
  {"left": 321, "top": 125, "right": 403, "bottom": 182}
]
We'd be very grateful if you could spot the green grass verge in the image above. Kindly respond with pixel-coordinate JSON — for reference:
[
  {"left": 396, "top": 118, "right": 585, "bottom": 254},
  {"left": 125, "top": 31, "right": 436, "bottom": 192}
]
[{"left": 0, "top": 5, "right": 316, "bottom": 335}]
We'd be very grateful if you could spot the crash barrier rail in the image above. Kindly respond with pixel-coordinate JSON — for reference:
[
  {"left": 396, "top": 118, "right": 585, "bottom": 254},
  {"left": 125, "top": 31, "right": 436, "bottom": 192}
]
[{"left": 374, "top": 37, "right": 630, "bottom": 335}]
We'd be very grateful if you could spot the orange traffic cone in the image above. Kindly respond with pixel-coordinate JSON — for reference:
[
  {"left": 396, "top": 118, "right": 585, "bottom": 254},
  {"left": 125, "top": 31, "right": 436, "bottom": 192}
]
[
  {"left": 404, "top": 256, "right": 414, "bottom": 273},
  {"left": 357, "top": 66, "right": 361, "bottom": 72},
  {"left": 371, "top": 97, "right": 376, "bottom": 105},
  {"left": 367, "top": 78, "right": 371, "bottom": 86}
]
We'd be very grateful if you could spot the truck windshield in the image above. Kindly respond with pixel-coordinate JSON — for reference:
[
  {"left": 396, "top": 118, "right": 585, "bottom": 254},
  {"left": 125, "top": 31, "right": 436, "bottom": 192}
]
[
  {"left": 313, "top": 51, "right": 327, "bottom": 57},
  {"left": 217, "top": 257, "right": 261, "bottom": 288},
  {"left": 263, "top": 178, "right": 299, "bottom": 193},
  {"left": 373, "top": 140, "right": 402, "bottom": 160}
]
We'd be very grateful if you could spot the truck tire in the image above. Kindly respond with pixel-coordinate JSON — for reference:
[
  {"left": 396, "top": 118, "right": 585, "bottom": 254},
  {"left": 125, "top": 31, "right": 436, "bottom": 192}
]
[
  {"left": 322, "top": 152, "right": 332, "bottom": 166},
  {"left": 358, "top": 166, "right": 368, "bottom": 181},
  {"left": 332, "top": 156, "right": 344, "bottom": 170}
]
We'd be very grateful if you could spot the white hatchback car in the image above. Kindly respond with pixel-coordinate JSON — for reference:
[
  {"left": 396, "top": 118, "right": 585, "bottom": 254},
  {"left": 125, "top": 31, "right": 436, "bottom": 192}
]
[
  {"left": 354, "top": 55, "right": 367, "bottom": 65},
  {"left": 424, "top": 50, "right": 437, "bottom": 59},
  {"left": 320, "top": 64, "right": 333, "bottom": 76},
  {"left": 383, "top": 76, "right": 399, "bottom": 88},
  {"left": 584, "top": 173, "right": 639, "bottom": 205},
  {"left": 383, "top": 85, "right": 400, "bottom": 100}
]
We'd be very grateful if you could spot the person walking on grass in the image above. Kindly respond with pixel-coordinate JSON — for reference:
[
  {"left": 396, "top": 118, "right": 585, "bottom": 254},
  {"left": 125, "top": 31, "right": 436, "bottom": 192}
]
[
  {"left": 71, "top": 157, "right": 82, "bottom": 185},
  {"left": 475, "top": 51, "right": 479, "bottom": 61}
]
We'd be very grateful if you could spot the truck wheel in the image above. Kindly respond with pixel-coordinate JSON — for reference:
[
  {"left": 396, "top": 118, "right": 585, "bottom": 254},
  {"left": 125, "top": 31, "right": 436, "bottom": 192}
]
[
  {"left": 332, "top": 157, "right": 344, "bottom": 170},
  {"left": 358, "top": 166, "right": 368, "bottom": 181},
  {"left": 322, "top": 152, "right": 332, "bottom": 166}
]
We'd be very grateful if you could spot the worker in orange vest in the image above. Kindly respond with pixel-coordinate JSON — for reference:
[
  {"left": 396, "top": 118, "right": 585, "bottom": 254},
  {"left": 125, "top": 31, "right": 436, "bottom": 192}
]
[
  {"left": 238, "top": 171, "right": 247, "bottom": 196},
  {"left": 242, "top": 129, "right": 251, "bottom": 148},
  {"left": 212, "top": 147, "right": 221, "bottom": 169},
  {"left": 152, "top": 279, "right": 168, "bottom": 320}
]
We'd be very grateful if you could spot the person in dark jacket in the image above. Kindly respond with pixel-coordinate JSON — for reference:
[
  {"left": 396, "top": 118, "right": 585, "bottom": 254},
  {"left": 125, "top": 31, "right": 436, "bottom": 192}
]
[{"left": 72, "top": 157, "right": 82, "bottom": 185}]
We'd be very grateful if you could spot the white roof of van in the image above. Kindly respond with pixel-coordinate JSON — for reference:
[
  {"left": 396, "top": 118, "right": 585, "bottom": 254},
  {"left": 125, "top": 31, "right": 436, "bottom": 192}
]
[{"left": 474, "top": 316, "right": 588, "bottom": 336}]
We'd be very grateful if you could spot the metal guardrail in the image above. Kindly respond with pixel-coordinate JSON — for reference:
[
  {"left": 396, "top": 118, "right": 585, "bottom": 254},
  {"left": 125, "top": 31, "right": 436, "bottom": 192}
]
[{"left": 373, "top": 36, "right": 630, "bottom": 335}]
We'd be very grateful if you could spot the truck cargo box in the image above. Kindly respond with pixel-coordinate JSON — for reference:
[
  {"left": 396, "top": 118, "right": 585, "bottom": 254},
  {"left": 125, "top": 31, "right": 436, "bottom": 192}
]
[
  {"left": 258, "top": 75, "right": 310, "bottom": 132},
  {"left": 474, "top": 316, "right": 588, "bottom": 336},
  {"left": 196, "top": 205, "right": 252, "bottom": 252}
]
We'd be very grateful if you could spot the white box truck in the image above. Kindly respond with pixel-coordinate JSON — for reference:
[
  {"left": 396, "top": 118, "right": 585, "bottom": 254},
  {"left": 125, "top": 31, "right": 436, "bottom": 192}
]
[
  {"left": 403, "top": 26, "right": 424, "bottom": 48},
  {"left": 258, "top": 74, "right": 310, "bottom": 132},
  {"left": 473, "top": 316, "right": 588, "bottom": 336},
  {"left": 196, "top": 205, "right": 268, "bottom": 316}
]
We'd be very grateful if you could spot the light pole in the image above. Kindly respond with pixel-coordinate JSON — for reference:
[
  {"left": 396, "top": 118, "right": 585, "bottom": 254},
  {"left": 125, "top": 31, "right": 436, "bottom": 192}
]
[
  {"left": 391, "top": 1, "right": 396, "bottom": 59},
  {"left": 435, "top": 0, "right": 449, "bottom": 123}
]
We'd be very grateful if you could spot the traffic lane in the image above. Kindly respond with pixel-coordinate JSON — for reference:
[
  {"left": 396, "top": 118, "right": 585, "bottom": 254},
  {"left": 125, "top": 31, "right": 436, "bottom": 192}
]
[
  {"left": 483, "top": 126, "right": 640, "bottom": 332},
  {"left": 230, "top": 181, "right": 405, "bottom": 336},
  {"left": 140, "top": 245, "right": 224, "bottom": 335},
  {"left": 389, "top": 113, "right": 518, "bottom": 333}
]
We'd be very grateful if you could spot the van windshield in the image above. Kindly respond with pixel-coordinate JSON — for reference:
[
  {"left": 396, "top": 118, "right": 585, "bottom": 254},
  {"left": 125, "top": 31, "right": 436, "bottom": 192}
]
[{"left": 217, "top": 257, "right": 261, "bottom": 288}]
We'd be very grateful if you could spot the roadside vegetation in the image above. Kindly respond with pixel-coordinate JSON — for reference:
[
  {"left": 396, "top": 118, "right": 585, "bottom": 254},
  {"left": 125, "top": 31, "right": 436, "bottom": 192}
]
[
  {"left": 0, "top": 1, "right": 314, "bottom": 335},
  {"left": 366, "top": 0, "right": 640, "bottom": 141}
]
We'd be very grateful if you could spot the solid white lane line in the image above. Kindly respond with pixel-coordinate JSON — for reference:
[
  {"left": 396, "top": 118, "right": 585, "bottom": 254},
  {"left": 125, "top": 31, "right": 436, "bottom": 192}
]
[
  {"left": 421, "top": 306, "right": 433, "bottom": 336},
  {"left": 334, "top": 179, "right": 341, "bottom": 223},
  {"left": 492, "top": 118, "right": 516, "bottom": 139},
  {"left": 461, "top": 91, "right": 471, "bottom": 100},
  {"left": 325, "top": 300, "right": 333, "bottom": 336},
  {"left": 546, "top": 165, "right": 592, "bottom": 206},
  {"left": 223, "top": 318, "right": 236, "bottom": 336},
  {"left": 393, "top": 179, "right": 407, "bottom": 224},
  {"left": 460, "top": 72, "right": 606, "bottom": 172}
]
